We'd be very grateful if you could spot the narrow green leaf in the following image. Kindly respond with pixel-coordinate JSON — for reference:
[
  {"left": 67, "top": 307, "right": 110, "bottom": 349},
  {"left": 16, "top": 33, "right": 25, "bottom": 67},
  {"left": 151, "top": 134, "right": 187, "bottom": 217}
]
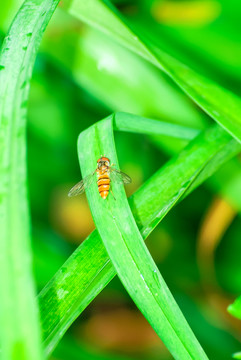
[
  {"left": 0, "top": 0, "right": 59, "bottom": 359},
  {"left": 62, "top": 0, "right": 241, "bottom": 143},
  {"left": 38, "top": 113, "right": 241, "bottom": 356},
  {"left": 61, "top": 0, "right": 157, "bottom": 65},
  {"left": 114, "top": 112, "right": 200, "bottom": 140},
  {"left": 77, "top": 116, "right": 208, "bottom": 360},
  {"left": 228, "top": 296, "right": 241, "bottom": 320},
  {"left": 42, "top": 24, "right": 207, "bottom": 130}
]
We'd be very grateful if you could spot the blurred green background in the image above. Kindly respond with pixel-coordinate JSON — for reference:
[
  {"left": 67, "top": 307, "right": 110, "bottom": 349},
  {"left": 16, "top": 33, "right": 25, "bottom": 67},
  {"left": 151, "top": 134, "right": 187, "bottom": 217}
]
[{"left": 1, "top": 0, "right": 241, "bottom": 359}]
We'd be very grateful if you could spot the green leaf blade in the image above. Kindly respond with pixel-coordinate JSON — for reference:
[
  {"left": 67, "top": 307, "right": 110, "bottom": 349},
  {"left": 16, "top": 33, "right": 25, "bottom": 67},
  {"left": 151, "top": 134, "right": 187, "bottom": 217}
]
[
  {"left": 114, "top": 112, "right": 200, "bottom": 140},
  {"left": 38, "top": 114, "right": 241, "bottom": 357},
  {"left": 0, "top": 0, "right": 59, "bottom": 359},
  {"left": 40, "top": 230, "right": 115, "bottom": 355},
  {"left": 77, "top": 116, "right": 209, "bottom": 360},
  {"left": 63, "top": 0, "right": 241, "bottom": 143},
  {"left": 150, "top": 46, "right": 241, "bottom": 143}
]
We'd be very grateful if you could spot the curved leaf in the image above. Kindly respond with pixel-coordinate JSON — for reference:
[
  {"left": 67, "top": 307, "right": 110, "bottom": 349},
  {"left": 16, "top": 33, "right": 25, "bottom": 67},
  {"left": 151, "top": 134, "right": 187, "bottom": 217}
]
[
  {"left": 62, "top": 0, "right": 241, "bottom": 143},
  {"left": 0, "top": 0, "right": 59, "bottom": 358},
  {"left": 77, "top": 115, "right": 208, "bottom": 360},
  {"left": 114, "top": 112, "right": 200, "bottom": 140},
  {"left": 38, "top": 112, "right": 241, "bottom": 357}
]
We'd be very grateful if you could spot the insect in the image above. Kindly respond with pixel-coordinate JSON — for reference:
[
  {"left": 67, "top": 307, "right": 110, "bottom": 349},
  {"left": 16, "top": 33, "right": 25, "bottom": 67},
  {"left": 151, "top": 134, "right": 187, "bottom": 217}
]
[{"left": 68, "top": 156, "right": 131, "bottom": 199}]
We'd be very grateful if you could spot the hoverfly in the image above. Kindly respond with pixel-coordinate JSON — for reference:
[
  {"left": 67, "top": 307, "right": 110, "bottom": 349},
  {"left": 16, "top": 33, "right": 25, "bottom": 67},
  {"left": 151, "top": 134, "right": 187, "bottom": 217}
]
[{"left": 68, "top": 156, "right": 131, "bottom": 199}]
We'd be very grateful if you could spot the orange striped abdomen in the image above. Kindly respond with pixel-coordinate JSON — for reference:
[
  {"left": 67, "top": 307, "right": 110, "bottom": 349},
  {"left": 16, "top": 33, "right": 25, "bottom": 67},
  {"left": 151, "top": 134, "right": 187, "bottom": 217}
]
[{"left": 97, "top": 172, "right": 110, "bottom": 199}]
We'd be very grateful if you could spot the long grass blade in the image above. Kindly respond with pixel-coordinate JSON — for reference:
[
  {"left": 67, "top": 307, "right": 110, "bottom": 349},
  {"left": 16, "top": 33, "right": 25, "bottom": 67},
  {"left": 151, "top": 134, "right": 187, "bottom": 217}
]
[
  {"left": 0, "top": 1, "right": 59, "bottom": 358},
  {"left": 77, "top": 116, "right": 209, "bottom": 360},
  {"left": 38, "top": 113, "right": 241, "bottom": 356},
  {"left": 114, "top": 112, "right": 200, "bottom": 140},
  {"left": 62, "top": 0, "right": 241, "bottom": 143}
]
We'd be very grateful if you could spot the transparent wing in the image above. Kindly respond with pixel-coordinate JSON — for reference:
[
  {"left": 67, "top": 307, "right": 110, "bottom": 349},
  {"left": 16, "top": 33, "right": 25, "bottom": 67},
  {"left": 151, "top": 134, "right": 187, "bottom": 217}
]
[
  {"left": 68, "top": 171, "right": 96, "bottom": 197},
  {"left": 109, "top": 168, "right": 132, "bottom": 184}
]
